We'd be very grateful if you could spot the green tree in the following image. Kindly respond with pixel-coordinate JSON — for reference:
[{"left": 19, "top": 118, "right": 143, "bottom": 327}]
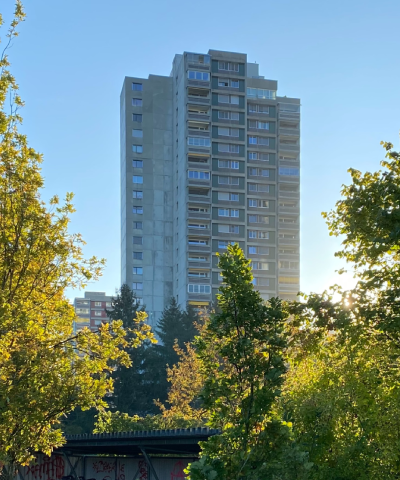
[
  {"left": 0, "top": 3, "right": 153, "bottom": 475},
  {"left": 187, "top": 244, "right": 307, "bottom": 480},
  {"left": 284, "top": 141, "right": 400, "bottom": 479},
  {"left": 105, "top": 284, "right": 157, "bottom": 415}
]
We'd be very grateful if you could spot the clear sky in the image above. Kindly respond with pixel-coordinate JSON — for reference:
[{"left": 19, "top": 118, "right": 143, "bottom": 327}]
[{"left": 3, "top": 0, "right": 400, "bottom": 299}]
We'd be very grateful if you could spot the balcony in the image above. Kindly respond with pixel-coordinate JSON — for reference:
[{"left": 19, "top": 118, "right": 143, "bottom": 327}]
[
  {"left": 279, "top": 127, "right": 300, "bottom": 136},
  {"left": 278, "top": 222, "right": 300, "bottom": 230},
  {"left": 188, "top": 112, "right": 210, "bottom": 122},
  {"left": 188, "top": 78, "right": 210, "bottom": 88},
  {"left": 188, "top": 129, "right": 210, "bottom": 138},
  {"left": 278, "top": 190, "right": 299, "bottom": 199},
  {"left": 187, "top": 275, "right": 211, "bottom": 284},
  {"left": 278, "top": 238, "right": 299, "bottom": 246},
  {"left": 188, "top": 227, "right": 210, "bottom": 236},
  {"left": 279, "top": 143, "right": 300, "bottom": 153},
  {"left": 188, "top": 260, "right": 211, "bottom": 269},
  {"left": 188, "top": 211, "right": 211, "bottom": 220},
  {"left": 279, "top": 111, "right": 300, "bottom": 121},
  {"left": 188, "top": 244, "right": 211, "bottom": 253}
]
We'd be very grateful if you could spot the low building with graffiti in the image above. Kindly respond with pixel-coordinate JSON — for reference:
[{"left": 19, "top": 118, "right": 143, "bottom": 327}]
[{"left": 17, "top": 428, "right": 218, "bottom": 480}]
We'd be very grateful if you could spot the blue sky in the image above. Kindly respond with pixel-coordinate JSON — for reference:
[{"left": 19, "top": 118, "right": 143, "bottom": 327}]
[{"left": 3, "top": 0, "right": 400, "bottom": 299}]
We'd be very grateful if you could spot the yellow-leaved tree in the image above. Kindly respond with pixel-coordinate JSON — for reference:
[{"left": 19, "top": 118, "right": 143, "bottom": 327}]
[{"left": 0, "top": 2, "right": 154, "bottom": 476}]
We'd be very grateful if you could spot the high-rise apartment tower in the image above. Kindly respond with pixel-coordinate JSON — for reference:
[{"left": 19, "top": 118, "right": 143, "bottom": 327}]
[{"left": 121, "top": 50, "right": 300, "bottom": 326}]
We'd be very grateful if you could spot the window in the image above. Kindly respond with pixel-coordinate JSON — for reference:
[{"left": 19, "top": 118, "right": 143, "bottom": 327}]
[
  {"left": 188, "top": 270, "right": 209, "bottom": 278},
  {"left": 188, "top": 255, "right": 208, "bottom": 262},
  {"left": 217, "top": 143, "right": 240, "bottom": 153},
  {"left": 132, "top": 145, "right": 143, "bottom": 153},
  {"left": 279, "top": 248, "right": 298, "bottom": 254},
  {"left": 132, "top": 282, "right": 143, "bottom": 290},
  {"left": 248, "top": 136, "right": 270, "bottom": 146},
  {"left": 133, "top": 221, "right": 142, "bottom": 229},
  {"left": 279, "top": 167, "right": 300, "bottom": 176},
  {"left": 133, "top": 236, "right": 143, "bottom": 245},
  {"left": 280, "top": 104, "right": 300, "bottom": 113},
  {"left": 218, "top": 61, "right": 239, "bottom": 72},
  {"left": 188, "top": 70, "right": 210, "bottom": 81},
  {"left": 133, "top": 252, "right": 143, "bottom": 260},
  {"left": 218, "top": 127, "right": 239, "bottom": 137},
  {"left": 133, "top": 267, "right": 143, "bottom": 275},
  {"left": 248, "top": 168, "right": 270, "bottom": 177},
  {"left": 246, "top": 87, "right": 276, "bottom": 99},
  {"left": 188, "top": 170, "right": 210, "bottom": 180},
  {"left": 132, "top": 82, "right": 143, "bottom": 91},
  {"left": 218, "top": 176, "right": 239, "bottom": 185},
  {"left": 187, "top": 284, "right": 211, "bottom": 294},
  {"left": 94, "top": 311, "right": 102, "bottom": 316},
  {"left": 94, "top": 302, "right": 102, "bottom": 307},
  {"left": 76, "top": 308, "right": 89, "bottom": 314},
  {"left": 218, "top": 94, "right": 230, "bottom": 103},
  {"left": 248, "top": 246, "right": 257, "bottom": 254},
  {"left": 132, "top": 98, "right": 143, "bottom": 106},
  {"left": 249, "top": 246, "right": 270, "bottom": 255},
  {"left": 132, "top": 206, "right": 143, "bottom": 214},
  {"left": 279, "top": 277, "right": 299, "bottom": 285},
  {"left": 279, "top": 233, "right": 297, "bottom": 240},
  {"left": 188, "top": 137, "right": 211, "bottom": 147},
  {"left": 132, "top": 129, "right": 143, "bottom": 138},
  {"left": 248, "top": 230, "right": 270, "bottom": 239},
  {"left": 132, "top": 114, "right": 142, "bottom": 122},
  {"left": 279, "top": 217, "right": 297, "bottom": 223},
  {"left": 133, "top": 175, "right": 143, "bottom": 184},
  {"left": 253, "top": 278, "right": 270, "bottom": 287},
  {"left": 248, "top": 215, "right": 269, "bottom": 224},
  {"left": 218, "top": 111, "right": 239, "bottom": 120},
  {"left": 248, "top": 199, "right": 270, "bottom": 208},
  {"left": 251, "top": 261, "right": 269, "bottom": 270},
  {"left": 218, "top": 159, "right": 239, "bottom": 169},
  {"left": 218, "top": 240, "right": 235, "bottom": 249},
  {"left": 248, "top": 120, "right": 269, "bottom": 130},
  {"left": 218, "top": 78, "right": 239, "bottom": 88},
  {"left": 248, "top": 104, "right": 270, "bottom": 114},
  {"left": 188, "top": 223, "right": 207, "bottom": 229},
  {"left": 218, "top": 208, "right": 239, "bottom": 217},
  {"left": 188, "top": 238, "right": 208, "bottom": 245},
  {"left": 188, "top": 206, "right": 209, "bottom": 213},
  {"left": 248, "top": 152, "right": 270, "bottom": 161},
  {"left": 133, "top": 160, "right": 143, "bottom": 168},
  {"left": 279, "top": 261, "right": 299, "bottom": 270},
  {"left": 248, "top": 183, "right": 270, "bottom": 193},
  {"left": 218, "top": 94, "right": 239, "bottom": 105},
  {"left": 187, "top": 53, "right": 210, "bottom": 64},
  {"left": 218, "top": 192, "right": 238, "bottom": 201},
  {"left": 133, "top": 190, "right": 143, "bottom": 199},
  {"left": 218, "top": 224, "right": 239, "bottom": 234}
]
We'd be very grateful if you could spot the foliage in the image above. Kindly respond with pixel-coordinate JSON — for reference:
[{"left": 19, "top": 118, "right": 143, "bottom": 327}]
[
  {"left": 186, "top": 244, "right": 309, "bottom": 480},
  {"left": 95, "top": 335, "right": 207, "bottom": 433},
  {"left": 104, "top": 284, "right": 156, "bottom": 416},
  {"left": 156, "top": 341, "right": 206, "bottom": 423},
  {"left": 284, "top": 142, "right": 400, "bottom": 479},
  {"left": 0, "top": 2, "right": 154, "bottom": 472},
  {"left": 155, "top": 297, "right": 199, "bottom": 368}
]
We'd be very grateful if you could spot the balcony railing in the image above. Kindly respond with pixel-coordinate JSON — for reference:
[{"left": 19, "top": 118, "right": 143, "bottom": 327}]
[
  {"left": 188, "top": 129, "right": 210, "bottom": 138},
  {"left": 188, "top": 113, "right": 210, "bottom": 122},
  {"left": 187, "top": 96, "right": 210, "bottom": 105}
]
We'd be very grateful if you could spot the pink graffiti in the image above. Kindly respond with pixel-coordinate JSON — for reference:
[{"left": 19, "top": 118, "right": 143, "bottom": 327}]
[
  {"left": 138, "top": 460, "right": 147, "bottom": 480},
  {"left": 117, "top": 462, "right": 125, "bottom": 480},
  {"left": 25, "top": 456, "right": 65, "bottom": 480},
  {"left": 171, "top": 461, "right": 186, "bottom": 480},
  {"left": 92, "top": 461, "right": 115, "bottom": 474}
]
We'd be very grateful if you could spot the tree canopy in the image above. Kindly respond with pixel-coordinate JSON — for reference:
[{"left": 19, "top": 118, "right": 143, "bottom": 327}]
[{"left": 0, "top": 2, "right": 153, "bottom": 472}]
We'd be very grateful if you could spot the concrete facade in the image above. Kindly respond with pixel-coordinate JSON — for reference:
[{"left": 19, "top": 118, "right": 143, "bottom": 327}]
[{"left": 121, "top": 50, "right": 300, "bottom": 324}]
